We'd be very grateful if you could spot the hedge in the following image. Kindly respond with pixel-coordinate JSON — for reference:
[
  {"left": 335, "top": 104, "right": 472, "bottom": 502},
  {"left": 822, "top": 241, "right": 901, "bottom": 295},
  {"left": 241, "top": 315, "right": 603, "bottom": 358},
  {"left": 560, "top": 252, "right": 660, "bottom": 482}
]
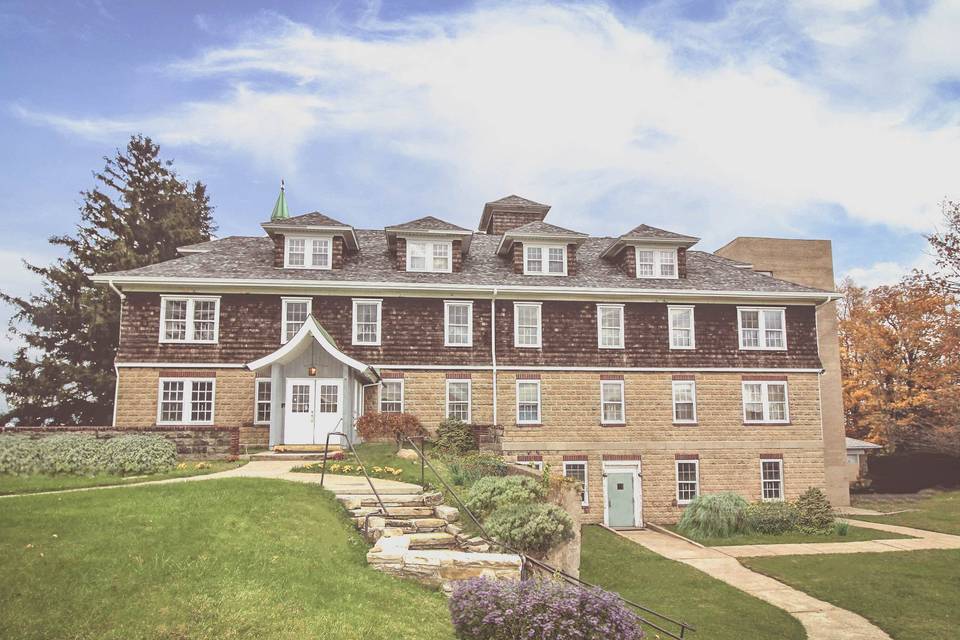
[{"left": 0, "top": 435, "right": 177, "bottom": 476}]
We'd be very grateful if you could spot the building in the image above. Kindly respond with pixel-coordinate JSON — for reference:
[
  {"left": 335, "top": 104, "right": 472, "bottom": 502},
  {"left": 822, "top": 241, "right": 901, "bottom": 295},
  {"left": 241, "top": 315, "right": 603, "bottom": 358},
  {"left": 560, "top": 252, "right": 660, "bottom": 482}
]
[{"left": 92, "top": 191, "right": 850, "bottom": 526}]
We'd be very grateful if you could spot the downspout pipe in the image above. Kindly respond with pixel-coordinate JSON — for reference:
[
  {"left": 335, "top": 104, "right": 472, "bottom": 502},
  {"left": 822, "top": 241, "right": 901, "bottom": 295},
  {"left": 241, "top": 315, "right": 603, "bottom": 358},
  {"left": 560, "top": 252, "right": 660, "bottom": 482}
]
[
  {"left": 491, "top": 288, "right": 498, "bottom": 427},
  {"left": 107, "top": 279, "right": 126, "bottom": 427}
]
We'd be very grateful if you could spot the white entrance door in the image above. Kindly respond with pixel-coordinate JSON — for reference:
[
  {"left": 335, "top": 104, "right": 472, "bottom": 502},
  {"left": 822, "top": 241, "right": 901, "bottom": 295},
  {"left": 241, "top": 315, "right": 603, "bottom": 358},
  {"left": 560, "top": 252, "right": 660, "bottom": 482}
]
[{"left": 284, "top": 378, "right": 343, "bottom": 445}]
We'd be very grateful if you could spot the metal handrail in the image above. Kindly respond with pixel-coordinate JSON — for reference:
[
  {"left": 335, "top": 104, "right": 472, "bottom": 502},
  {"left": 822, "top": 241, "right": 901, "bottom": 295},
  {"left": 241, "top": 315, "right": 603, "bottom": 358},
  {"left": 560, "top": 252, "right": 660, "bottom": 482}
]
[
  {"left": 319, "top": 424, "right": 390, "bottom": 518},
  {"left": 400, "top": 435, "right": 696, "bottom": 640}
]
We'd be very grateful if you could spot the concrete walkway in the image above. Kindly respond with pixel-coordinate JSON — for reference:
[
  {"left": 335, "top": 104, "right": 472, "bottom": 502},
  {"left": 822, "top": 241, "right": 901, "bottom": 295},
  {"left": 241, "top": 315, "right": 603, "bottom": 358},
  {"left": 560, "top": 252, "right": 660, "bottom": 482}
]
[
  {"left": 618, "top": 528, "right": 893, "bottom": 640},
  {"left": 0, "top": 460, "right": 424, "bottom": 499}
]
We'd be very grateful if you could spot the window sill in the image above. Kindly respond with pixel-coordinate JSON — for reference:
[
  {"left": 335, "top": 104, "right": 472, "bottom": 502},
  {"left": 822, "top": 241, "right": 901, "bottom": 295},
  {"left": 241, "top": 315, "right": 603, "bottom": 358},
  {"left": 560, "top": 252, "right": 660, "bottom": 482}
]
[
  {"left": 744, "top": 422, "right": 792, "bottom": 426},
  {"left": 159, "top": 340, "right": 219, "bottom": 345},
  {"left": 516, "top": 423, "right": 542, "bottom": 428},
  {"left": 600, "top": 422, "right": 626, "bottom": 427},
  {"left": 581, "top": 505, "right": 590, "bottom": 513},
  {"left": 673, "top": 421, "right": 698, "bottom": 426}
]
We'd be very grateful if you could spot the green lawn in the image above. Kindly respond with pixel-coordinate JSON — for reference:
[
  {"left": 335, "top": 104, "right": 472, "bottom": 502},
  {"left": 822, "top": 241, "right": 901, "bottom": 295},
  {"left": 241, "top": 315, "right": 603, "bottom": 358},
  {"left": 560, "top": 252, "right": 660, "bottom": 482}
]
[
  {"left": 663, "top": 523, "right": 911, "bottom": 546},
  {"left": 850, "top": 489, "right": 960, "bottom": 535},
  {"left": 581, "top": 525, "right": 805, "bottom": 640},
  {"left": 744, "top": 550, "right": 960, "bottom": 640},
  {"left": 0, "top": 478, "right": 454, "bottom": 640},
  {"left": 0, "top": 460, "right": 247, "bottom": 495}
]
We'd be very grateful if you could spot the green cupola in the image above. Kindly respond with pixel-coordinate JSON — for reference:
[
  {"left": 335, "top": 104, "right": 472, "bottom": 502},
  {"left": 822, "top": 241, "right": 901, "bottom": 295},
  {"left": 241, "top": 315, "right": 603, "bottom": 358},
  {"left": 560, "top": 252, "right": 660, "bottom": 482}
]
[{"left": 270, "top": 179, "right": 289, "bottom": 221}]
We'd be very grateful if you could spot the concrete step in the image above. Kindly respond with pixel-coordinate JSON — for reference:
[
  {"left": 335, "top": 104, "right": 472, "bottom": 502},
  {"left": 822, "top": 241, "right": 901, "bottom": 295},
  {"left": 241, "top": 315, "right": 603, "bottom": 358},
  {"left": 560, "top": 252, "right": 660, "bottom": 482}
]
[
  {"left": 350, "top": 505, "right": 436, "bottom": 520},
  {"left": 337, "top": 492, "right": 433, "bottom": 509},
  {"left": 383, "top": 517, "right": 449, "bottom": 533},
  {"left": 408, "top": 532, "right": 458, "bottom": 550}
]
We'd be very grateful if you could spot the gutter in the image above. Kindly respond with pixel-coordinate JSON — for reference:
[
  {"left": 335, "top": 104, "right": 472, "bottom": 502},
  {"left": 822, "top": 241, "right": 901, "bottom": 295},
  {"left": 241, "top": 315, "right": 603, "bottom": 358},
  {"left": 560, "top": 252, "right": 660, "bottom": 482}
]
[
  {"left": 107, "top": 279, "right": 125, "bottom": 428},
  {"left": 491, "top": 288, "right": 498, "bottom": 427}
]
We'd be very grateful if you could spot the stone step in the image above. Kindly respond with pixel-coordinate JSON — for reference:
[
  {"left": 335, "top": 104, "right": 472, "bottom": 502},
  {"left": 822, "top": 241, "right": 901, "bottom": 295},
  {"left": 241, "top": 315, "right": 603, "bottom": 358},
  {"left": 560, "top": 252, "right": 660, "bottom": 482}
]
[
  {"left": 337, "top": 492, "right": 435, "bottom": 509},
  {"left": 408, "top": 532, "right": 458, "bottom": 550},
  {"left": 350, "top": 505, "right": 436, "bottom": 519}
]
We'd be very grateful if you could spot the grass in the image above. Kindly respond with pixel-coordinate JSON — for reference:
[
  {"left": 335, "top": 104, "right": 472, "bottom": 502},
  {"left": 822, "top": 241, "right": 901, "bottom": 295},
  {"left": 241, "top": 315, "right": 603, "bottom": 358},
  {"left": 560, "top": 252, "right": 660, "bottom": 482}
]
[
  {"left": 664, "top": 523, "right": 911, "bottom": 546},
  {"left": 0, "top": 460, "right": 247, "bottom": 495},
  {"left": 850, "top": 489, "right": 960, "bottom": 536},
  {"left": 744, "top": 550, "right": 960, "bottom": 640},
  {"left": 0, "top": 478, "right": 454, "bottom": 640},
  {"left": 580, "top": 525, "right": 805, "bottom": 640}
]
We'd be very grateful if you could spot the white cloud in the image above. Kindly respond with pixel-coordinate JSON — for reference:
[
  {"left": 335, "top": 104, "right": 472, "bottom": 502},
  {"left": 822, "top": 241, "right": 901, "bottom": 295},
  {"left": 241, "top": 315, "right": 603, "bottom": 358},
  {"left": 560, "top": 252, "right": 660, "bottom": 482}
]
[
  {"left": 842, "top": 251, "right": 936, "bottom": 288},
  {"left": 13, "top": 2, "right": 960, "bottom": 239}
]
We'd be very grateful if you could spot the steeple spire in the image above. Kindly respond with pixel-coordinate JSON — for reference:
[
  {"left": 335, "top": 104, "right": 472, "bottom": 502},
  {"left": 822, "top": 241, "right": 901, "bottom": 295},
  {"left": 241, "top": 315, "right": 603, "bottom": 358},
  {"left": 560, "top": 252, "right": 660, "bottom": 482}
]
[{"left": 270, "top": 178, "right": 289, "bottom": 221}]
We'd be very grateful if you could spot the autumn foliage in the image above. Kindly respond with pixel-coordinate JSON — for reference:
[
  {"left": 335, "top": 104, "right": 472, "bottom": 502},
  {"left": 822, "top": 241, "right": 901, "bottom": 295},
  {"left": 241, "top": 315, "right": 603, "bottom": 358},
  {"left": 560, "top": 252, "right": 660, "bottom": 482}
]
[{"left": 356, "top": 412, "right": 428, "bottom": 449}]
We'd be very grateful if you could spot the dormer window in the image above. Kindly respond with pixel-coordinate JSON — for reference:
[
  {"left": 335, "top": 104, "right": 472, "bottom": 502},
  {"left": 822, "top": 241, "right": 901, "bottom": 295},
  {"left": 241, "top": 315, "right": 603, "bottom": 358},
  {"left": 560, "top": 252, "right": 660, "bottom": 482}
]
[
  {"left": 524, "top": 244, "right": 567, "bottom": 276},
  {"left": 284, "top": 236, "right": 331, "bottom": 269},
  {"left": 406, "top": 240, "right": 452, "bottom": 273},
  {"left": 635, "top": 247, "right": 677, "bottom": 279}
]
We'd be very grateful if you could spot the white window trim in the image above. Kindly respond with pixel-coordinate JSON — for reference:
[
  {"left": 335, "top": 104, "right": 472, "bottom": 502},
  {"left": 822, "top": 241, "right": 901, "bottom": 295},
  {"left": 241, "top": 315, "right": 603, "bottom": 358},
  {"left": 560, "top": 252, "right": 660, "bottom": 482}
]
[
  {"left": 599, "top": 380, "right": 626, "bottom": 425},
  {"left": 254, "top": 378, "right": 271, "bottom": 425},
  {"left": 156, "top": 377, "right": 216, "bottom": 425},
  {"left": 352, "top": 298, "right": 383, "bottom": 346},
  {"left": 158, "top": 296, "right": 221, "bottom": 344},
  {"left": 405, "top": 239, "right": 454, "bottom": 273},
  {"left": 379, "top": 378, "right": 404, "bottom": 413},
  {"left": 760, "top": 458, "right": 785, "bottom": 502},
  {"left": 596, "top": 303, "right": 625, "bottom": 349},
  {"left": 668, "top": 305, "right": 696, "bottom": 350},
  {"left": 515, "top": 379, "right": 542, "bottom": 424},
  {"left": 675, "top": 459, "right": 700, "bottom": 505},
  {"left": 523, "top": 243, "right": 568, "bottom": 276},
  {"left": 284, "top": 235, "right": 333, "bottom": 270},
  {"left": 563, "top": 461, "right": 589, "bottom": 506},
  {"left": 737, "top": 307, "right": 788, "bottom": 351},
  {"left": 445, "top": 379, "right": 472, "bottom": 423},
  {"left": 742, "top": 381, "right": 790, "bottom": 424},
  {"left": 519, "top": 460, "right": 544, "bottom": 471},
  {"left": 672, "top": 380, "right": 698, "bottom": 424},
  {"left": 634, "top": 246, "right": 679, "bottom": 280},
  {"left": 281, "top": 297, "right": 312, "bottom": 344},
  {"left": 513, "top": 302, "right": 542, "bottom": 349},
  {"left": 444, "top": 300, "right": 474, "bottom": 347}
]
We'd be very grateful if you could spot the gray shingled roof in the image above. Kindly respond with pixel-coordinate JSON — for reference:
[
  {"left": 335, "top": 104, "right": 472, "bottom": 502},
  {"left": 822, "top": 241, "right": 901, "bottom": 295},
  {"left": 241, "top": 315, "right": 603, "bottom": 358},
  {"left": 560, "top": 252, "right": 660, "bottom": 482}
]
[
  {"left": 263, "top": 211, "right": 352, "bottom": 228},
  {"left": 622, "top": 224, "right": 699, "bottom": 241},
  {"left": 504, "top": 221, "right": 588, "bottom": 237},
  {"left": 97, "top": 230, "right": 831, "bottom": 295},
  {"left": 385, "top": 216, "right": 470, "bottom": 233},
  {"left": 486, "top": 195, "right": 550, "bottom": 209}
]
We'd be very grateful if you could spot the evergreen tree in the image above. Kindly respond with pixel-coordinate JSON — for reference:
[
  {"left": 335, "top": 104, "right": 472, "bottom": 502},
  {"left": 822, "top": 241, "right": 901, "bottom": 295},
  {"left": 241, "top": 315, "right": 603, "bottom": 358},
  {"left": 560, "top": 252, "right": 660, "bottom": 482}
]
[{"left": 1, "top": 135, "right": 215, "bottom": 425}]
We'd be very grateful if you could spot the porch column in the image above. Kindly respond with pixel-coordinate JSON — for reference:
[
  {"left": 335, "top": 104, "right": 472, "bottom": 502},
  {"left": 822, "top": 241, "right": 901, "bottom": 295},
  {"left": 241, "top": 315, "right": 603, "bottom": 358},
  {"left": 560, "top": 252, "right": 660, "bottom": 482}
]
[{"left": 269, "top": 363, "right": 283, "bottom": 447}]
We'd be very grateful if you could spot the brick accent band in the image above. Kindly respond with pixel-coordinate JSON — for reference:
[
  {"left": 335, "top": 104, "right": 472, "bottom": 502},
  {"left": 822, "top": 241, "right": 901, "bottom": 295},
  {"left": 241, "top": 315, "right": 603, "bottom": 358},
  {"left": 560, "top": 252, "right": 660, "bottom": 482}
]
[
  {"left": 517, "top": 454, "right": 543, "bottom": 461},
  {"left": 602, "top": 454, "right": 641, "bottom": 461},
  {"left": 515, "top": 372, "right": 541, "bottom": 380},
  {"left": 563, "top": 454, "right": 589, "bottom": 461},
  {"left": 162, "top": 370, "right": 217, "bottom": 378},
  {"left": 381, "top": 371, "right": 405, "bottom": 379},
  {"left": 760, "top": 453, "right": 784, "bottom": 459},
  {"left": 600, "top": 374, "right": 624, "bottom": 380},
  {"left": 742, "top": 374, "right": 788, "bottom": 381},
  {"left": 675, "top": 453, "right": 700, "bottom": 460},
  {"left": 672, "top": 373, "right": 696, "bottom": 381},
  {"left": 445, "top": 372, "right": 472, "bottom": 379}
]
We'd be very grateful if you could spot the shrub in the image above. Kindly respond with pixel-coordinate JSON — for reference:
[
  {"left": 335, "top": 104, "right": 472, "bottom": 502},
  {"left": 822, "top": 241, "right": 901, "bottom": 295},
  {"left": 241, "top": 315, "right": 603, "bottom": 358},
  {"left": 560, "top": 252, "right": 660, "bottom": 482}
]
[
  {"left": 833, "top": 520, "right": 849, "bottom": 536},
  {"left": 677, "top": 492, "right": 749, "bottom": 538},
  {"left": 434, "top": 418, "right": 475, "bottom": 455},
  {"left": 746, "top": 501, "right": 799, "bottom": 534},
  {"left": 95, "top": 435, "right": 177, "bottom": 475},
  {"left": 445, "top": 452, "right": 507, "bottom": 486},
  {"left": 795, "top": 487, "right": 834, "bottom": 532},
  {"left": 0, "top": 436, "right": 47, "bottom": 475},
  {"left": 0, "top": 434, "right": 176, "bottom": 476},
  {"left": 465, "top": 476, "right": 545, "bottom": 518},
  {"left": 484, "top": 503, "right": 574, "bottom": 556},
  {"left": 355, "top": 412, "right": 428, "bottom": 450},
  {"left": 450, "top": 577, "right": 644, "bottom": 640}
]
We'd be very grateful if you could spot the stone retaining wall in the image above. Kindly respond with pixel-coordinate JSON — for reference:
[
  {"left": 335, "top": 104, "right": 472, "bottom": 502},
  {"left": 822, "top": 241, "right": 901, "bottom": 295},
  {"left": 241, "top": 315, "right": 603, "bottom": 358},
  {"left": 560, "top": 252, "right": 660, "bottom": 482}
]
[{"left": 0, "top": 426, "right": 240, "bottom": 458}]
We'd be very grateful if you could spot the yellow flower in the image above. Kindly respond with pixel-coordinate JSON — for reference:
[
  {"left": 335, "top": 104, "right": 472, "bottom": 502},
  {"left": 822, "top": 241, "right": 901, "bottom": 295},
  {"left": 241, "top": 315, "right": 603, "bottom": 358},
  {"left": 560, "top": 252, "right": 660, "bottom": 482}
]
[
  {"left": 392, "top": 469, "right": 403, "bottom": 476},
  {"left": 329, "top": 464, "right": 341, "bottom": 472}
]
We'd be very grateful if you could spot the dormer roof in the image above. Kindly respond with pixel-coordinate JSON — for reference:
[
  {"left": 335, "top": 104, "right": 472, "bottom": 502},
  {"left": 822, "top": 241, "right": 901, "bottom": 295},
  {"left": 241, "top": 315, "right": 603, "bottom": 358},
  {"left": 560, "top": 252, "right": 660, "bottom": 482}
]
[
  {"left": 479, "top": 195, "right": 551, "bottom": 234},
  {"left": 384, "top": 216, "right": 473, "bottom": 253},
  {"left": 496, "top": 221, "right": 588, "bottom": 256},
  {"left": 600, "top": 224, "right": 700, "bottom": 259},
  {"left": 262, "top": 211, "right": 360, "bottom": 251}
]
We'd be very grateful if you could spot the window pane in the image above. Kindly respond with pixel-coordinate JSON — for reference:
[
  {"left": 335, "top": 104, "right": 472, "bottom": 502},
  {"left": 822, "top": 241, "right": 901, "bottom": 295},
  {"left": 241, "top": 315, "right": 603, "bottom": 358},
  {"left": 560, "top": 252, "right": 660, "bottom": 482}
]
[
  {"left": 659, "top": 250, "right": 676, "bottom": 276},
  {"left": 601, "top": 382, "right": 623, "bottom": 422},
  {"left": 677, "top": 462, "right": 699, "bottom": 502},
  {"left": 311, "top": 239, "right": 329, "bottom": 267},
  {"left": 408, "top": 242, "right": 426, "bottom": 270},
  {"left": 380, "top": 381, "right": 402, "bottom": 413},
  {"left": 285, "top": 301, "right": 309, "bottom": 342},
  {"left": 636, "top": 250, "right": 654, "bottom": 276},
  {"left": 318, "top": 385, "right": 338, "bottom": 413},
  {"left": 355, "top": 302, "right": 379, "bottom": 343},
  {"left": 516, "top": 305, "right": 540, "bottom": 345},
  {"left": 291, "top": 384, "right": 311, "bottom": 413},
  {"left": 548, "top": 247, "right": 565, "bottom": 273},
  {"left": 670, "top": 309, "right": 692, "bottom": 348},
  {"left": 190, "top": 381, "right": 214, "bottom": 422},
  {"left": 517, "top": 382, "right": 540, "bottom": 421},
  {"left": 744, "top": 383, "right": 764, "bottom": 421},
  {"left": 740, "top": 310, "right": 760, "bottom": 347},
  {"left": 160, "top": 381, "right": 184, "bottom": 422},
  {"left": 164, "top": 299, "right": 188, "bottom": 341},
  {"left": 287, "top": 239, "right": 305, "bottom": 266},
  {"left": 526, "top": 246, "right": 543, "bottom": 272},
  {"left": 564, "top": 463, "right": 587, "bottom": 504},
  {"left": 673, "top": 382, "right": 695, "bottom": 421},
  {"left": 447, "top": 382, "right": 470, "bottom": 421},
  {"left": 192, "top": 300, "right": 217, "bottom": 341},
  {"left": 256, "top": 380, "right": 271, "bottom": 423},
  {"left": 447, "top": 304, "right": 470, "bottom": 345}
]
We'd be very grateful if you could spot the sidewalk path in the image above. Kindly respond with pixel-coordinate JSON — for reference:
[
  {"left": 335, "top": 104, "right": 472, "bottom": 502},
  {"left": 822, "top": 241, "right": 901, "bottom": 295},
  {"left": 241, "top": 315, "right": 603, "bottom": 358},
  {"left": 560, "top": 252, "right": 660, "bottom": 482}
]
[
  {"left": 618, "top": 528, "right": 893, "bottom": 640},
  {"left": 0, "top": 461, "right": 423, "bottom": 499}
]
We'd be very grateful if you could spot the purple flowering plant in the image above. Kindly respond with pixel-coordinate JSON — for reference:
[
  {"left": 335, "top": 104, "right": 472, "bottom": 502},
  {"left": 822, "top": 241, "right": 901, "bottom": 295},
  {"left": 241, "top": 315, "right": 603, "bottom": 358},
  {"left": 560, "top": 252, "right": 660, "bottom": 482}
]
[{"left": 449, "top": 577, "right": 644, "bottom": 640}]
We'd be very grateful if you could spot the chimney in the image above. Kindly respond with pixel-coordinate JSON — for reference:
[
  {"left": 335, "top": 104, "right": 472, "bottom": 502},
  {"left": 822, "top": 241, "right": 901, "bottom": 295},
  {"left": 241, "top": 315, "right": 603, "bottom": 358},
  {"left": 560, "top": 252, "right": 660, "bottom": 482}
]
[{"left": 478, "top": 195, "right": 550, "bottom": 235}]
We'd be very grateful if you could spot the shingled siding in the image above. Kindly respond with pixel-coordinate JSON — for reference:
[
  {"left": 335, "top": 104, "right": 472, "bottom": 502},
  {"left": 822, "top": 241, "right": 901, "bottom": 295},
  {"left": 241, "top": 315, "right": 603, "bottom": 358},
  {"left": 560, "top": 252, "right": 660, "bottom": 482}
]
[{"left": 118, "top": 293, "right": 821, "bottom": 369}]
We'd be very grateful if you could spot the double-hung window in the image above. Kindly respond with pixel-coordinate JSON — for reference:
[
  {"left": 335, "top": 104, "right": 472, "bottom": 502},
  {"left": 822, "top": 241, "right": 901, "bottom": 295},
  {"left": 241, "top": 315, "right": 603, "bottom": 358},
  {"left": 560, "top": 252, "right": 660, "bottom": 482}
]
[
  {"left": 524, "top": 244, "right": 567, "bottom": 275},
  {"left": 158, "top": 378, "right": 215, "bottom": 425},
  {"left": 761, "top": 458, "right": 784, "bottom": 501},
  {"left": 514, "top": 302, "right": 542, "bottom": 348},
  {"left": 742, "top": 381, "right": 789, "bottom": 423},
  {"left": 446, "top": 379, "right": 472, "bottom": 422},
  {"left": 352, "top": 299, "right": 382, "bottom": 345},
  {"left": 600, "top": 380, "right": 625, "bottom": 424},
  {"left": 254, "top": 379, "right": 271, "bottom": 424},
  {"left": 672, "top": 380, "right": 697, "bottom": 423},
  {"left": 444, "top": 301, "right": 473, "bottom": 347},
  {"left": 563, "top": 461, "right": 589, "bottom": 506},
  {"left": 738, "top": 308, "right": 786, "bottom": 350},
  {"left": 597, "top": 304, "right": 624, "bottom": 349},
  {"left": 635, "top": 247, "right": 678, "bottom": 279},
  {"left": 380, "top": 379, "right": 403, "bottom": 413},
  {"left": 281, "top": 298, "right": 311, "bottom": 343},
  {"left": 676, "top": 460, "right": 700, "bottom": 505},
  {"left": 516, "top": 380, "right": 541, "bottom": 424},
  {"left": 406, "top": 240, "right": 452, "bottom": 272},
  {"left": 285, "top": 236, "right": 331, "bottom": 269},
  {"left": 160, "top": 296, "right": 220, "bottom": 343},
  {"left": 668, "top": 306, "right": 695, "bottom": 349}
]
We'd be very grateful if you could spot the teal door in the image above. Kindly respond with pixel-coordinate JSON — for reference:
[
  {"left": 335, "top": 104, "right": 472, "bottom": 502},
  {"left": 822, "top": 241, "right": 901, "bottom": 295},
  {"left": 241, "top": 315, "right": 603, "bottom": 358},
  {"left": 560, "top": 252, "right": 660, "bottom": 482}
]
[{"left": 606, "top": 472, "right": 636, "bottom": 528}]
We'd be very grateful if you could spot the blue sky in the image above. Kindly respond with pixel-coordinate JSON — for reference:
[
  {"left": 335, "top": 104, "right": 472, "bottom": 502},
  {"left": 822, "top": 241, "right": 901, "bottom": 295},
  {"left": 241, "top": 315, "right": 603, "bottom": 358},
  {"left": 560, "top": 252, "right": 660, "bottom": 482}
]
[{"left": 1, "top": 0, "right": 959, "bottom": 410}]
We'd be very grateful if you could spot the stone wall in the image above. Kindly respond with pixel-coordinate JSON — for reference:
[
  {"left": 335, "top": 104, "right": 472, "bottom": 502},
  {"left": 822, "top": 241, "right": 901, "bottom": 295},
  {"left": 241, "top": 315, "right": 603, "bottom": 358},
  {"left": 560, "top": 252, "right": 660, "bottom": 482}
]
[{"left": 0, "top": 425, "right": 239, "bottom": 458}]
